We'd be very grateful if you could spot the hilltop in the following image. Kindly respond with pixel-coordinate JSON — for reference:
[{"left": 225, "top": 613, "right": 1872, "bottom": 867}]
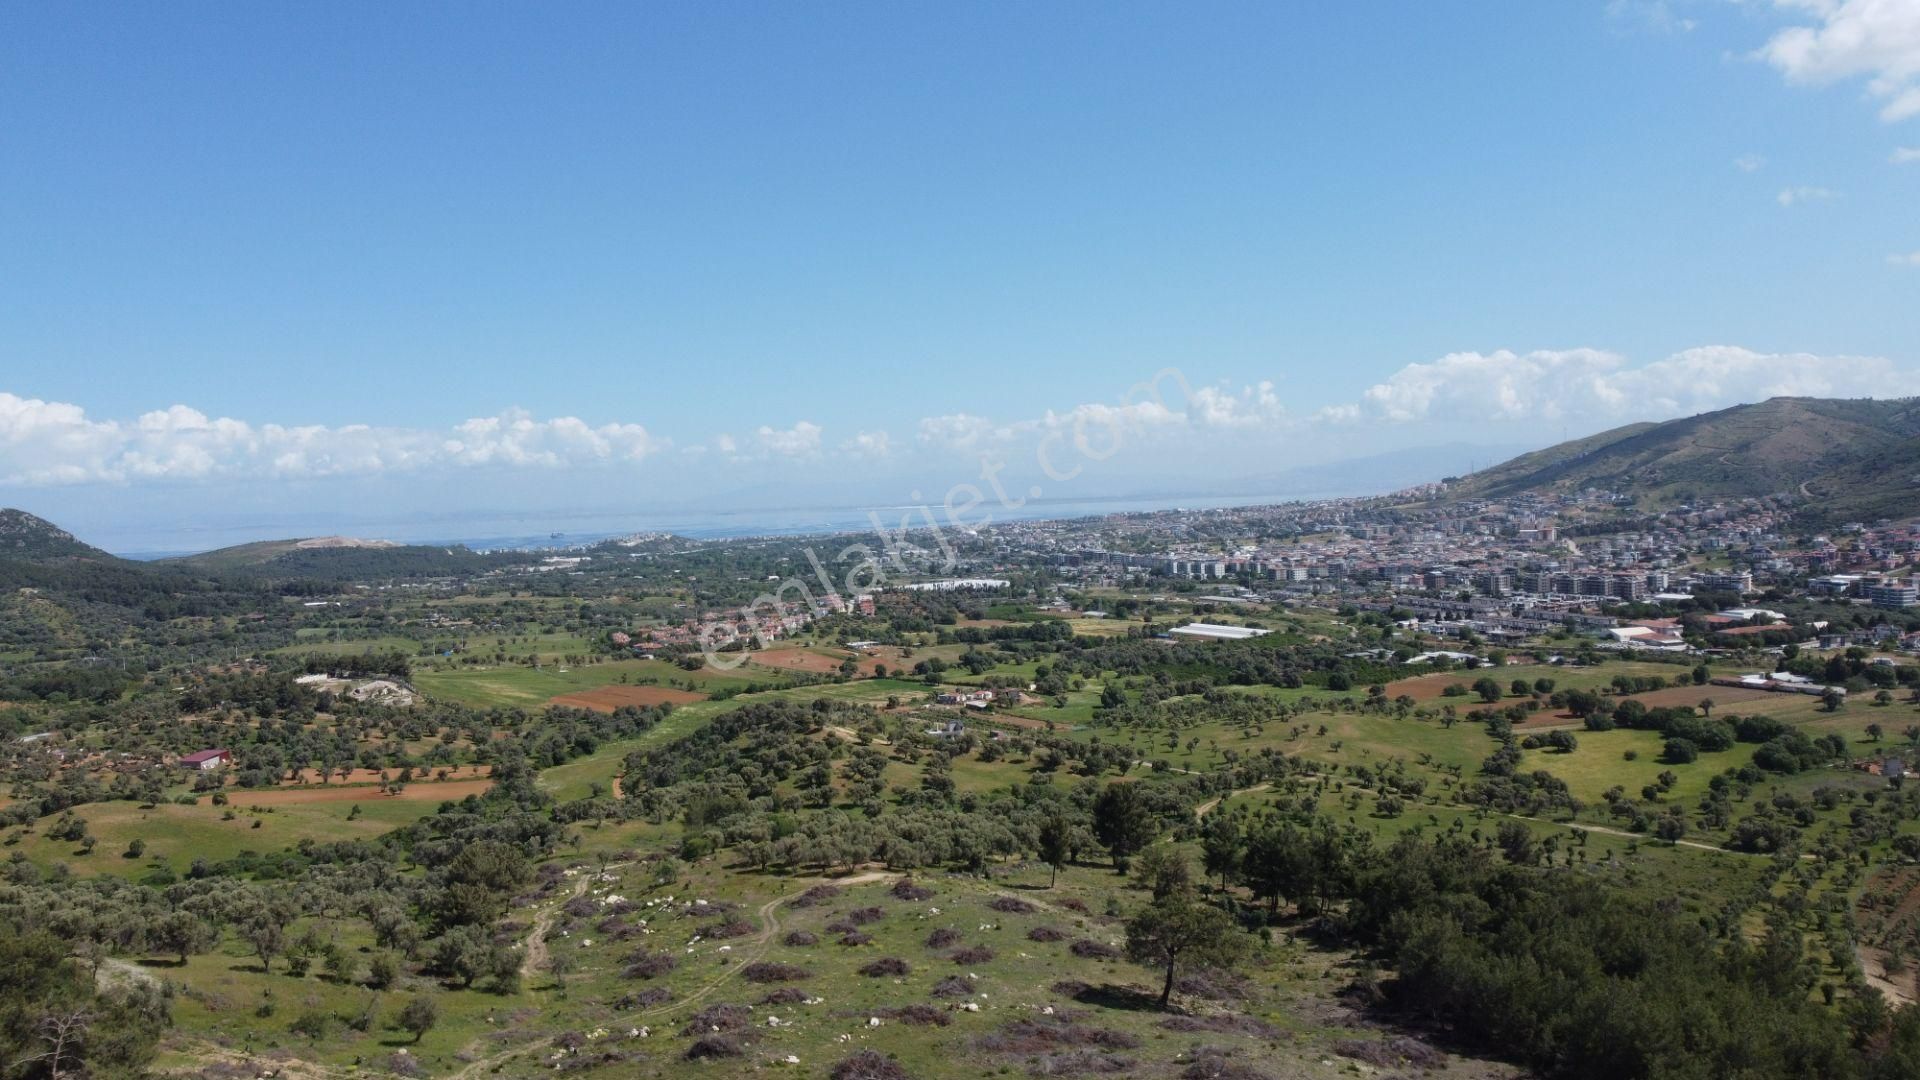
[
  {"left": 0, "top": 508, "right": 118, "bottom": 562},
  {"left": 1440, "top": 396, "right": 1920, "bottom": 521},
  {"left": 167, "top": 535, "right": 401, "bottom": 571}
]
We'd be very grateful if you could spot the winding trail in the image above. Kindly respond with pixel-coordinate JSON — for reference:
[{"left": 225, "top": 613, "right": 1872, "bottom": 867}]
[
  {"left": 640, "top": 870, "right": 896, "bottom": 1019},
  {"left": 1195, "top": 782, "right": 1271, "bottom": 819}
]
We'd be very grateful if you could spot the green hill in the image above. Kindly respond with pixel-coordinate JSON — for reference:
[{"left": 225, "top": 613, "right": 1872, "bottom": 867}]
[
  {"left": 167, "top": 535, "right": 529, "bottom": 581},
  {"left": 1444, "top": 397, "right": 1920, "bottom": 520},
  {"left": 0, "top": 508, "right": 116, "bottom": 562}
]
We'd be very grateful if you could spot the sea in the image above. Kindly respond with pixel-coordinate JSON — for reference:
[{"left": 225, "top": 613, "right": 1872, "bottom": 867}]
[{"left": 112, "top": 489, "right": 1355, "bottom": 560}]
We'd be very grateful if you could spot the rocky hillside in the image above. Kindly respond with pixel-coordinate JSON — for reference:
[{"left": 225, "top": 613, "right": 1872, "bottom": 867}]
[{"left": 1443, "top": 397, "right": 1920, "bottom": 521}]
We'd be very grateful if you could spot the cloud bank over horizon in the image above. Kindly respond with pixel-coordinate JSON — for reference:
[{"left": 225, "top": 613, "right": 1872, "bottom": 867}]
[{"left": 1, "top": 345, "right": 1911, "bottom": 492}]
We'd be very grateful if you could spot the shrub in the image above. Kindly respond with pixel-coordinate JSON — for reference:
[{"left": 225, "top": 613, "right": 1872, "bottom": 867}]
[
  {"left": 973, "top": 1017, "right": 1141, "bottom": 1054},
  {"left": 949, "top": 945, "right": 995, "bottom": 964},
  {"left": 839, "top": 931, "right": 874, "bottom": 946},
  {"left": 1331, "top": 1037, "right": 1447, "bottom": 1070},
  {"left": 890, "top": 879, "right": 934, "bottom": 901},
  {"left": 741, "top": 962, "right": 810, "bottom": 983},
  {"left": 925, "top": 928, "right": 963, "bottom": 949},
  {"left": 859, "top": 957, "right": 910, "bottom": 977},
  {"left": 831, "top": 1050, "right": 912, "bottom": 1080},
  {"left": 620, "top": 950, "right": 676, "bottom": 980},
  {"left": 930, "top": 975, "right": 974, "bottom": 998},
  {"left": 783, "top": 930, "right": 818, "bottom": 947},
  {"left": 707, "top": 918, "right": 756, "bottom": 940},
  {"left": 847, "top": 906, "right": 886, "bottom": 925},
  {"left": 684, "top": 1035, "right": 744, "bottom": 1060},
  {"left": 878, "top": 1004, "right": 950, "bottom": 1026},
  {"left": 1159, "top": 1015, "right": 1282, "bottom": 1038},
  {"left": 681, "top": 1003, "right": 752, "bottom": 1036},
  {"left": 1027, "top": 926, "right": 1067, "bottom": 942},
  {"left": 1180, "top": 1046, "right": 1275, "bottom": 1080},
  {"left": 1069, "top": 939, "right": 1122, "bottom": 960},
  {"left": 987, "top": 896, "right": 1036, "bottom": 914},
  {"left": 759, "top": 987, "right": 809, "bottom": 1005},
  {"left": 791, "top": 885, "right": 841, "bottom": 908}
]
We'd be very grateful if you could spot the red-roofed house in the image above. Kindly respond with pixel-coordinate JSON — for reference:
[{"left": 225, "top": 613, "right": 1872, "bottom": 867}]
[{"left": 179, "top": 748, "right": 233, "bottom": 771}]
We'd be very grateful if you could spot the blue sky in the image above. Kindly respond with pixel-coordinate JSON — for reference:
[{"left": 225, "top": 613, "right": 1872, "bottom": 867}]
[{"left": 2, "top": 1, "right": 1918, "bottom": 549}]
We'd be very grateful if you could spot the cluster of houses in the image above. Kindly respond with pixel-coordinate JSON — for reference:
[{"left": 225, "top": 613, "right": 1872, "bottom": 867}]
[{"left": 934, "top": 687, "right": 1023, "bottom": 709}]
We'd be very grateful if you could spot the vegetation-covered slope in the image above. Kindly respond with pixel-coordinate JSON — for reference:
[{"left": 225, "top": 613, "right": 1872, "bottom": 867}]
[{"left": 1445, "top": 397, "right": 1920, "bottom": 518}]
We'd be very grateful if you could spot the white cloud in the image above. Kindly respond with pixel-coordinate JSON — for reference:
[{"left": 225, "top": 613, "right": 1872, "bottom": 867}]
[
  {"left": 1023, "top": 399, "right": 1185, "bottom": 437},
  {"left": 1889, "top": 250, "right": 1920, "bottom": 266},
  {"left": 1777, "top": 184, "right": 1838, "bottom": 205},
  {"left": 911, "top": 377, "right": 1292, "bottom": 459},
  {"left": 1734, "top": 152, "right": 1767, "bottom": 172},
  {"left": 1187, "top": 381, "right": 1285, "bottom": 429},
  {"left": 754, "top": 420, "right": 823, "bottom": 457},
  {"left": 1758, "top": 0, "right": 1920, "bottom": 122},
  {"left": 0, "top": 394, "right": 666, "bottom": 487},
  {"left": 840, "top": 430, "right": 892, "bottom": 458},
  {"left": 916, "top": 413, "right": 1001, "bottom": 451},
  {"left": 1893, "top": 146, "right": 1920, "bottom": 162},
  {"left": 1336, "top": 345, "right": 1920, "bottom": 425}
]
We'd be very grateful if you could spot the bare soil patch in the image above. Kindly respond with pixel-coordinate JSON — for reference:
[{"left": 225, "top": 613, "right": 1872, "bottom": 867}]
[
  {"left": 548, "top": 685, "right": 707, "bottom": 711},
  {"left": 748, "top": 648, "right": 851, "bottom": 674},
  {"left": 1381, "top": 672, "right": 1477, "bottom": 703}
]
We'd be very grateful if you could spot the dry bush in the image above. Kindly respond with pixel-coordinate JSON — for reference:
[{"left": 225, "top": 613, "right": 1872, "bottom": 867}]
[
  {"left": 847, "top": 906, "right": 887, "bottom": 925},
  {"left": 1025, "top": 1050, "right": 1133, "bottom": 1075},
  {"left": 974, "top": 1017, "right": 1142, "bottom": 1055},
  {"left": 925, "top": 928, "right": 964, "bottom": 949},
  {"left": 619, "top": 950, "right": 677, "bottom": 979},
  {"left": 684, "top": 1035, "right": 744, "bottom": 1061},
  {"left": 1158, "top": 1015, "right": 1281, "bottom": 1039},
  {"left": 877, "top": 1004, "right": 950, "bottom": 1027},
  {"left": 1179, "top": 1047, "right": 1275, "bottom": 1080},
  {"left": 790, "top": 885, "right": 842, "bottom": 908},
  {"left": 680, "top": 1003, "right": 752, "bottom": 1037},
  {"left": 741, "top": 961, "right": 811, "bottom": 983},
  {"left": 1174, "top": 969, "right": 1256, "bottom": 1002},
  {"left": 783, "top": 930, "right": 819, "bottom": 946},
  {"left": 1068, "top": 939, "right": 1121, "bottom": 960},
  {"left": 891, "top": 879, "right": 935, "bottom": 901},
  {"left": 1331, "top": 1037, "right": 1447, "bottom": 1070},
  {"left": 830, "top": 1050, "right": 912, "bottom": 1080},
  {"left": 987, "top": 896, "right": 1036, "bottom": 914},
  {"left": 930, "top": 975, "right": 974, "bottom": 999},
  {"left": 859, "top": 957, "right": 911, "bottom": 977},
  {"left": 1027, "top": 926, "right": 1067, "bottom": 942}
]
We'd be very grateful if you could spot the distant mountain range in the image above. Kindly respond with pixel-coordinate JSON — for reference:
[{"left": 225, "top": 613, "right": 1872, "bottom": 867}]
[{"left": 1439, "top": 396, "right": 1920, "bottom": 522}]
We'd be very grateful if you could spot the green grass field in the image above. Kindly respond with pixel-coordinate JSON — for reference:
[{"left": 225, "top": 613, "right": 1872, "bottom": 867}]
[{"left": 5, "top": 797, "right": 441, "bottom": 879}]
